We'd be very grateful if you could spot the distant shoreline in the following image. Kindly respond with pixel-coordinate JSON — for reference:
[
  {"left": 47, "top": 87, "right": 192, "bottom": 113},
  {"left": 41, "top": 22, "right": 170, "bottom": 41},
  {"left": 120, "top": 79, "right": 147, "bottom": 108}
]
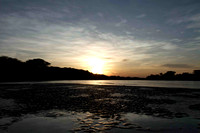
[{"left": 1, "top": 56, "right": 200, "bottom": 81}]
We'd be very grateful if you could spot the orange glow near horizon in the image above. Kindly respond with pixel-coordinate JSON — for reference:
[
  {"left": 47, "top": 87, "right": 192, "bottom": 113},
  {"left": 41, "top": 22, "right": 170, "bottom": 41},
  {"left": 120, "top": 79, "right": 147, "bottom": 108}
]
[{"left": 86, "top": 57, "right": 105, "bottom": 74}]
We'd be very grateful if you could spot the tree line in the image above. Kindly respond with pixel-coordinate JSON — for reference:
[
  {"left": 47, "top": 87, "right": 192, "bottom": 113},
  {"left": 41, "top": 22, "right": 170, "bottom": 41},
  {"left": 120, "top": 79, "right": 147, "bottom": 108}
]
[
  {"left": 0, "top": 56, "right": 199, "bottom": 81},
  {"left": 146, "top": 70, "right": 200, "bottom": 81},
  {"left": 0, "top": 56, "right": 140, "bottom": 81}
]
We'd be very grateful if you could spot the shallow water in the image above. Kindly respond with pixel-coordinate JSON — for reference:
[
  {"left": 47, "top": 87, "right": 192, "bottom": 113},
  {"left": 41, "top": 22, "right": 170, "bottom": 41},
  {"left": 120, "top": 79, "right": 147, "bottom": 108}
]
[
  {"left": 1, "top": 111, "right": 199, "bottom": 133},
  {"left": 0, "top": 83, "right": 200, "bottom": 132},
  {"left": 46, "top": 80, "right": 200, "bottom": 89},
  {"left": 1, "top": 80, "right": 200, "bottom": 89}
]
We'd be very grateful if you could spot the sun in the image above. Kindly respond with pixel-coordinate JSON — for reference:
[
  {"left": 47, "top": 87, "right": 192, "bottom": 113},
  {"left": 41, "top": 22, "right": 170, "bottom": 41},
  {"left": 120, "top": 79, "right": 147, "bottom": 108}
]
[{"left": 87, "top": 58, "right": 104, "bottom": 74}]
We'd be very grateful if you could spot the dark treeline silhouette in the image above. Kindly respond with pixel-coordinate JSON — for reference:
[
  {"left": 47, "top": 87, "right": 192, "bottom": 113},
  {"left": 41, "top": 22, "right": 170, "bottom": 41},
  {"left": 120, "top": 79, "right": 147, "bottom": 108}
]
[
  {"left": 0, "top": 56, "right": 141, "bottom": 82},
  {"left": 146, "top": 70, "right": 200, "bottom": 81},
  {"left": 0, "top": 56, "right": 199, "bottom": 81}
]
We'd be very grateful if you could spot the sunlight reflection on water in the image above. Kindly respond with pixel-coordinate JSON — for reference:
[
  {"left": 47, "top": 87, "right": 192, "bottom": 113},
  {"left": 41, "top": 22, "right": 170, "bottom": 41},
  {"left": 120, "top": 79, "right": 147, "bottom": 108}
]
[
  {"left": 1, "top": 80, "right": 200, "bottom": 89},
  {"left": 44, "top": 80, "right": 200, "bottom": 89}
]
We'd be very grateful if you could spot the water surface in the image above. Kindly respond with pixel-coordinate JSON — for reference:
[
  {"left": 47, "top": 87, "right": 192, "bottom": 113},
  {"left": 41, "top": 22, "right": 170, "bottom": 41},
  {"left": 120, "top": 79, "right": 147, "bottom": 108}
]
[
  {"left": 2, "top": 80, "right": 199, "bottom": 89},
  {"left": 0, "top": 83, "right": 200, "bottom": 132}
]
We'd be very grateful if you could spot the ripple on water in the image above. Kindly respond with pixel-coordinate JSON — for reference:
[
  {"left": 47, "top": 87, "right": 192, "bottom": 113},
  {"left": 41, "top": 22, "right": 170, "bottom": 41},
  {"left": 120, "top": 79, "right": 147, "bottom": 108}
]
[{"left": 1, "top": 110, "right": 200, "bottom": 133}]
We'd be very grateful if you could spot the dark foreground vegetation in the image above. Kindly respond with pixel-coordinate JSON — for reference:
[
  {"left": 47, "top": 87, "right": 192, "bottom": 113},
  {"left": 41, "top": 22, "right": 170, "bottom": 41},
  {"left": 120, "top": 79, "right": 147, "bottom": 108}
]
[{"left": 0, "top": 56, "right": 199, "bottom": 81}]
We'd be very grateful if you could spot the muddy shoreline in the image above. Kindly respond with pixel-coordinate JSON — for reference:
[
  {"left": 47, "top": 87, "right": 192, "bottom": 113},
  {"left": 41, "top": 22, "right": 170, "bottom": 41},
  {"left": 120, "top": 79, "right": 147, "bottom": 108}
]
[{"left": 0, "top": 83, "right": 200, "bottom": 132}]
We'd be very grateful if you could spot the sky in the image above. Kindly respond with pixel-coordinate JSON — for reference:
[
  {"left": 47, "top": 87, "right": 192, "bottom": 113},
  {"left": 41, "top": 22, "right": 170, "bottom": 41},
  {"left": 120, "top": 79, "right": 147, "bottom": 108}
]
[{"left": 0, "top": 0, "right": 200, "bottom": 77}]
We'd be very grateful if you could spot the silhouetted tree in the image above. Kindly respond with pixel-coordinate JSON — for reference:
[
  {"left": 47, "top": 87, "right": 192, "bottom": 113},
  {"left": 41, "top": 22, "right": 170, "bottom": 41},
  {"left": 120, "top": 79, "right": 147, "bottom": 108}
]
[
  {"left": 163, "top": 71, "right": 176, "bottom": 80},
  {"left": 146, "top": 74, "right": 161, "bottom": 80},
  {"left": 193, "top": 70, "right": 200, "bottom": 80},
  {"left": 25, "top": 59, "right": 50, "bottom": 68},
  {"left": 0, "top": 56, "right": 25, "bottom": 81},
  {"left": 0, "top": 56, "right": 23, "bottom": 68},
  {"left": 146, "top": 70, "right": 200, "bottom": 81}
]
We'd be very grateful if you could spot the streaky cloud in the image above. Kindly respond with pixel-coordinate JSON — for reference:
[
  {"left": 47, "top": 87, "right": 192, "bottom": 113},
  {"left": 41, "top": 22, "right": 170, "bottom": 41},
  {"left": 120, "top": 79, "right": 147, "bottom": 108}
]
[{"left": 162, "top": 64, "right": 193, "bottom": 68}]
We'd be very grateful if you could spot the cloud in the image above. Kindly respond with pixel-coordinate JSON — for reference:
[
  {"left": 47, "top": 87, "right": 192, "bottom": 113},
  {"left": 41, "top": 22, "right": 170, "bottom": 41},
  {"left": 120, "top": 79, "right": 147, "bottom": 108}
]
[
  {"left": 162, "top": 64, "right": 193, "bottom": 68},
  {"left": 0, "top": 0, "right": 199, "bottom": 76},
  {"left": 186, "top": 13, "right": 200, "bottom": 29},
  {"left": 161, "top": 43, "right": 177, "bottom": 50},
  {"left": 97, "top": 12, "right": 103, "bottom": 17},
  {"left": 115, "top": 18, "right": 127, "bottom": 27},
  {"left": 167, "top": 11, "right": 200, "bottom": 29},
  {"left": 170, "top": 38, "right": 182, "bottom": 42},
  {"left": 136, "top": 14, "right": 146, "bottom": 18},
  {"left": 0, "top": 10, "right": 189, "bottom": 70},
  {"left": 122, "top": 59, "right": 128, "bottom": 62}
]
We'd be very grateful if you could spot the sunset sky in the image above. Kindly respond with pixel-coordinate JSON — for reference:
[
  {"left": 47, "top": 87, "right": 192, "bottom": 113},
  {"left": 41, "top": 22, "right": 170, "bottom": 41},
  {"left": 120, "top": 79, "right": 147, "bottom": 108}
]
[{"left": 0, "top": 0, "right": 200, "bottom": 77}]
